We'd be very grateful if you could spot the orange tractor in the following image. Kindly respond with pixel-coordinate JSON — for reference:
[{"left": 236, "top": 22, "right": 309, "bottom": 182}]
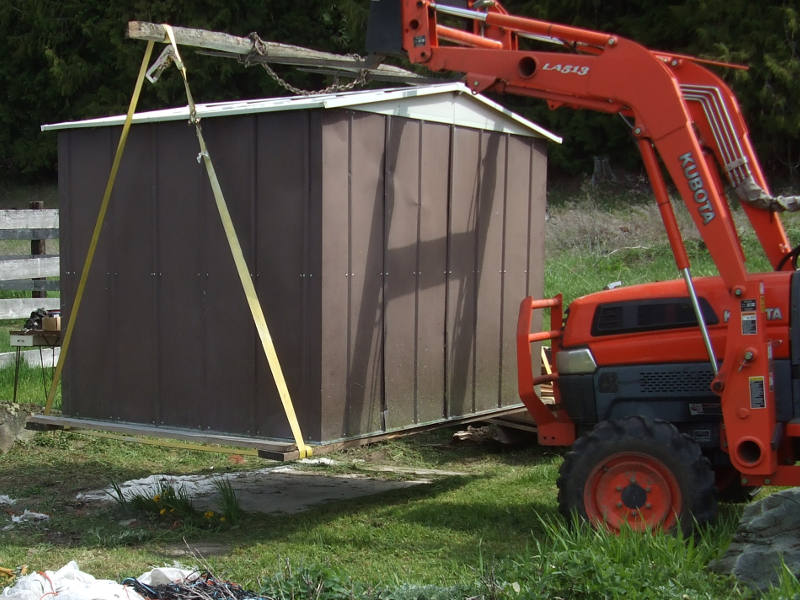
[{"left": 368, "top": 0, "right": 800, "bottom": 532}]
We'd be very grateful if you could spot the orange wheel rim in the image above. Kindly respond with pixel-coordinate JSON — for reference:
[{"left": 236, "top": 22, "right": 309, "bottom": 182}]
[{"left": 584, "top": 452, "right": 682, "bottom": 532}]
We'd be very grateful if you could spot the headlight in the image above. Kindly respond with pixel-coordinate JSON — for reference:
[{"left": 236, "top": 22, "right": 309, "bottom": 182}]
[{"left": 556, "top": 348, "right": 597, "bottom": 375}]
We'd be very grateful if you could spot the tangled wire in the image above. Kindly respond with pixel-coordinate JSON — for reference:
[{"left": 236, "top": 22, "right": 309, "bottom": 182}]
[{"left": 122, "top": 571, "right": 265, "bottom": 600}]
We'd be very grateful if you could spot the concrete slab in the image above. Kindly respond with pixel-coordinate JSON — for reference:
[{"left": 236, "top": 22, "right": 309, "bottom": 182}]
[{"left": 78, "top": 462, "right": 441, "bottom": 515}]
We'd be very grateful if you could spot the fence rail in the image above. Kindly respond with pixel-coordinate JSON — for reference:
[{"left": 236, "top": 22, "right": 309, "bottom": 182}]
[{"left": 0, "top": 207, "right": 60, "bottom": 320}]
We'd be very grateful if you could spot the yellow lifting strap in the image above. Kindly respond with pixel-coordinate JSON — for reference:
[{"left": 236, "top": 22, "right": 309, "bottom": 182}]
[
  {"left": 161, "top": 25, "right": 311, "bottom": 458},
  {"left": 45, "top": 40, "right": 156, "bottom": 415}
]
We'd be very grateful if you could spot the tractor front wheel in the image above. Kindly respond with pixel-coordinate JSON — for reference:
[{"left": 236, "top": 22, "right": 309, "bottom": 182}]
[{"left": 557, "top": 416, "right": 716, "bottom": 534}]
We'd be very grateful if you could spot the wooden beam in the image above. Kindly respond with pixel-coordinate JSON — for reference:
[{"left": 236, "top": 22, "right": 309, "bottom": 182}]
[{"left": 126, "top": 21, "right": 431, "bottom": 84}]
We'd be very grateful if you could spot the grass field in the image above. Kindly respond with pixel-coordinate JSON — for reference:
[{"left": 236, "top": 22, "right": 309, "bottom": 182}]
[
  {"left": 0, "top": 427, "right": 773, "bottom": 599},
  {"left": 2, "top": 180, "right": 800, "bottom": 598}
]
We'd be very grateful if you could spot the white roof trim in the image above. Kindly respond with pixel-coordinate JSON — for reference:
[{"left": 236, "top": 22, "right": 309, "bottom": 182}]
[{"left": 41, "top": 82, "right": 561, "bottom": 143}]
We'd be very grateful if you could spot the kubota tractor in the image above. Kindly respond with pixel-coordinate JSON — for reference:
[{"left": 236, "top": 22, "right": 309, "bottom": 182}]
[{"left": 367, "top": 0, "right": 800, "bottom": 532}]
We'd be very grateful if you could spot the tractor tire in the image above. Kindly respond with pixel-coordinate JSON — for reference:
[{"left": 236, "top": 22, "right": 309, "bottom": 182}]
[{"left": 557, "top": 416, "right": 717, "bottom": 534}]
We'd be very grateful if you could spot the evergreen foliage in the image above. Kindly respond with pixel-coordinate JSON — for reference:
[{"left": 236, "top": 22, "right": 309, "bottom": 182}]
[
  {"left": 0, "top": 0, "right": 368, "bottom": 180},
  {"left": 505, "top": 0, "right": 800, "bottom": 183},
  {"left": 0, "top": 0, "right": 798, "bottom": 185}
]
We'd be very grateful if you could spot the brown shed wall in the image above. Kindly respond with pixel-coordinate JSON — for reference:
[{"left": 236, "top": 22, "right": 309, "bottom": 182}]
[{"left": 58, "top": 105, "right": 546, "bottom": 444}]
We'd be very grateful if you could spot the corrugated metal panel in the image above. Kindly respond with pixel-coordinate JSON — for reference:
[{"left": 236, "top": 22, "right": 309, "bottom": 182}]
[
  {"left": 319, "top": 112, "right": 351, "bottom": 442},
  {"left": 383, "top": 117, "right": 419, "bottom": 428},
  {"left": 345, "top": 112, "right": 386, "bottom": 438},
  {"left": 474, "top": 131, "right": 506, "bottom": 412},
  {"left": 383, "top": 118, "right": 451, "bottom": 427},
  {"left": 107, "top": 124, "right": 158, "bottom": 423},
  {"left": 253, "top": 110, "right": 319, "bottom": 441},
  {"left": 415, "top": 122, "right": 450, "bottom": 423},
  {"left": 500, "top": 136, "right": 537, "bottom": 406},
  {"left": 527, "top": 140, "right": 548, "bottom": 385},
  {"left": 446, "top": 127, "right": 480, "bottom": 418},
  {"left": 154, "top": 120, "right": 209, "bottom": 428},
  {"left": 200, "top": 117, "right": 258, "bottom": 434},
  {"left": 305, "top": 111, "right": 325, "bottom": 441},
  {"left": 61, "top": 127, "right": 114, "bottom": 419}
]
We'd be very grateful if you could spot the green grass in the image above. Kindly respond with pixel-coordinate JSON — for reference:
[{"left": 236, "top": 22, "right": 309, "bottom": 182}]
[
  {"left": 544, "top": 182, "right": 800, "bottom": 304},
  {"left": 0, "top": 180, "right": 58, "bottom": 209},
  {"left": 1, "top": 426, "right": 793, "bottom": 599},
  {"left": 3, "top": 180, "right": 800, "bottom": 597},
  {"left": 0, "top": 361, "right": 60, "bottom": 407}
]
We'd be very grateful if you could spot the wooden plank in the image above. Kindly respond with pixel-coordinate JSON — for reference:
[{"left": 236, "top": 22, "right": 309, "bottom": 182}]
[
  {"left": 0, "top": 229, "right": 59, "bottom": 241},
  {"left": 128, "top": 21, "right": 254, "bottom": 53},
  {"left": 0, "top": 256, "right": 59, "bottom": 280},
  {"left": 0, "top": 297, "right": 60, "bottom": 319},
  {"left": 0, "top": 209, "right": 59, "bottom": 230},
  {"left": 126, "top": 21, "right": 429, "bottom": 83},
  {"left": 0, "top": 279, "right": 59, "bottom": 292}
]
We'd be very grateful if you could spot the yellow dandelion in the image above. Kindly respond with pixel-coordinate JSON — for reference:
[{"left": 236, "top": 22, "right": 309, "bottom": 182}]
[
  {"left": 159, "top": 508, "right": 167, "bottom": 515},
  {"left": 153, "top": 494, "right": 161, "bottom": 503},
  {"left": 219, "top": 516, "right": 226, "bottom": 522},
  {"left": 204, "top": 511, "right": 214, "bottom": 519}
]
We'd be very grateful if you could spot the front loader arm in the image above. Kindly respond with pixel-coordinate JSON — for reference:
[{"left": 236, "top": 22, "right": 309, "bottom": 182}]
[
  {"left": 395, "top": 0, "right": 791, "bottom": 281},
  {"left": 390, "top": 0, "right": 790, "bottom": 477}
]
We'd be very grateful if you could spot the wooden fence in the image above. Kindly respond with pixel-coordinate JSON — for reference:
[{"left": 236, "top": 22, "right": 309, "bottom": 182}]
[{"left": 0, "top": 205, "right": 60, "bottom": 368}]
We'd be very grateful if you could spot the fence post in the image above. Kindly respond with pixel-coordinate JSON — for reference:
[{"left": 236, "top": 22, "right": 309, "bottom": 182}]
[{"left": 30, "top": 200, "right": 46, "bottom": 299}]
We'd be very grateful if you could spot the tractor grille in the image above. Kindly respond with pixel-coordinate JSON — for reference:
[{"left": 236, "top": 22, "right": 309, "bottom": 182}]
[{"left": 639, "top": 369, "right": 714, "bottom": 395}]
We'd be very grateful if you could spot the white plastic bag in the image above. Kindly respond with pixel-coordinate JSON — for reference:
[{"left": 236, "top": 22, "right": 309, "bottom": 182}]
[{"left": 1, "top": 561, "right": 145, "bottom": 600}]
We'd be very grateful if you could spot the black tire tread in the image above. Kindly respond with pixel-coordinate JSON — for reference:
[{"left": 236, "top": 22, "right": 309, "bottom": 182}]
[{"left": 557, "top": 415, "right": 717, "bottom": 533}]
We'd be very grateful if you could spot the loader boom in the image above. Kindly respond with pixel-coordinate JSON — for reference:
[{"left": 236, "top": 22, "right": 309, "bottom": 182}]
[{"left": 378, "top": 0, "right": 800, "bottom": 488}]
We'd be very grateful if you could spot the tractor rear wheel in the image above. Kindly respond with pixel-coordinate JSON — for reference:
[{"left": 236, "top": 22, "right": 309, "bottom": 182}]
[{"left": 557, "top": 416, "right": 717, "bottom": 534}]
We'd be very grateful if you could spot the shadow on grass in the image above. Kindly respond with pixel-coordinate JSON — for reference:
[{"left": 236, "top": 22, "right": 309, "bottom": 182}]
[
  {"left": 0, "top": 446, "right": 485, "bottom": 551},
  {"left": 0, "top": 422, "right": 568, "bottom": 569}
]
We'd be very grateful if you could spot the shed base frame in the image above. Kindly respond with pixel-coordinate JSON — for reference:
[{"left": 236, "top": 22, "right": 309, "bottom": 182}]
[{"left": 27, "top": 405, "right": 528, "bottom": 461}]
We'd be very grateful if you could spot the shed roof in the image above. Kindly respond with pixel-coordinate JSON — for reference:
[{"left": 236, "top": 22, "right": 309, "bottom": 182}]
[{"left": 41, "top": 82, "right": 561, "bottom": 143}]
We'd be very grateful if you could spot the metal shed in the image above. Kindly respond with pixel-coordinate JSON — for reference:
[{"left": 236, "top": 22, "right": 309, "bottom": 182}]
[{"left": 41, "top": 82, "right": 559, "bottom": 453}]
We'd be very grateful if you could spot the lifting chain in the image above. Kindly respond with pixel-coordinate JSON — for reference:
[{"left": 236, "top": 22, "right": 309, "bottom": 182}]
[{"left": 244, "top": 32, "right": 369, "bottom": 96}]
